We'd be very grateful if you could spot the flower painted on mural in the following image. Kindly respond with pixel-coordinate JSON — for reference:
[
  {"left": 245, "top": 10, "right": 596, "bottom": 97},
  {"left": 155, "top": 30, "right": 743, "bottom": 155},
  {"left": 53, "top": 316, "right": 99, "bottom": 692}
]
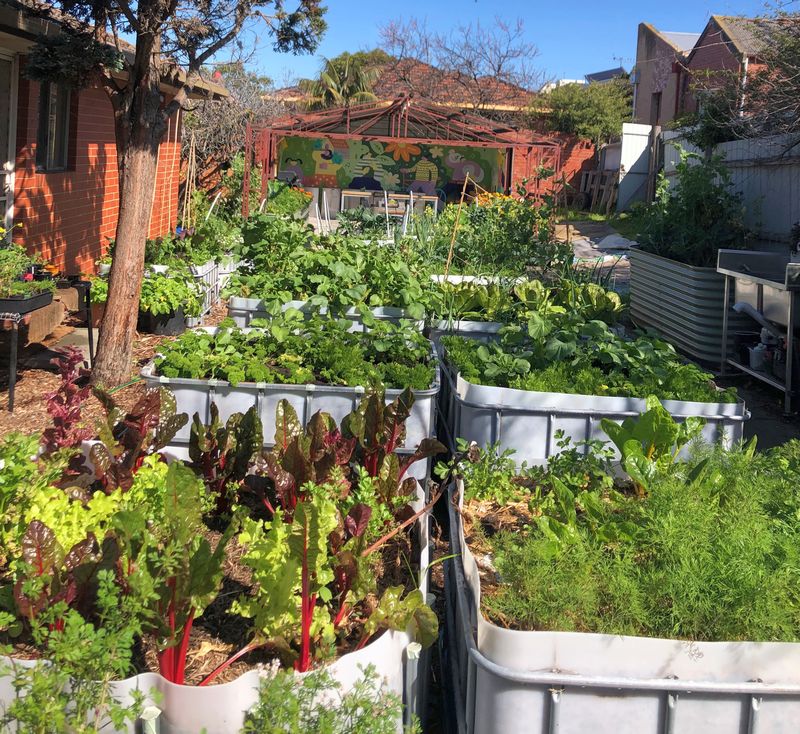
[
  {"left": 429, "top": 146, "right": 444, "bottom": 159},
  {"left": 379, "top": 171, "right": 400, "bottom": 189},
  {"left": 385, "top": 142, "right": 422, "bottom": 162}
]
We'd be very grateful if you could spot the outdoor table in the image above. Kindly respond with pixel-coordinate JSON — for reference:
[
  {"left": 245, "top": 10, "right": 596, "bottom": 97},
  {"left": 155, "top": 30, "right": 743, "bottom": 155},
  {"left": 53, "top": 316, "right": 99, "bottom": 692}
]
[{"left": 2, "top": 279, "right": 93, "bottom": 413}]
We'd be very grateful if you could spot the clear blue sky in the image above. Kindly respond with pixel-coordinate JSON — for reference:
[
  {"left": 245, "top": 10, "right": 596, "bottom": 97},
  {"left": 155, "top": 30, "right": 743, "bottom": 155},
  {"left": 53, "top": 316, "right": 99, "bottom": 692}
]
[{"left": 245, "top": 0, "right": 773, "bottom": 88}]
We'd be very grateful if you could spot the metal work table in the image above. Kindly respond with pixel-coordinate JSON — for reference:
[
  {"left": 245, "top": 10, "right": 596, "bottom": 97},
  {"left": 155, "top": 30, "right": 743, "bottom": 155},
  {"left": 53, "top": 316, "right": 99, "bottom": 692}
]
[{"left": 718, "top": 249, "right": 800, "bottom": 413}]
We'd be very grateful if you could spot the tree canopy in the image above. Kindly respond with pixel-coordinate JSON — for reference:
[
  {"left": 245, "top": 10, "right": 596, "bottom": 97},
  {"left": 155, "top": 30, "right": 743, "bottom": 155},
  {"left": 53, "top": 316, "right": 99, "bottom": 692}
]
[
  {"left": 301, "top": 53, "right": 385, "bottom": 109},
  {"left": 23, "top": 0, "right": 326, "bottom": 387},
  {"left": 531, "top": 79, "right": 632, "bottom": 147}
]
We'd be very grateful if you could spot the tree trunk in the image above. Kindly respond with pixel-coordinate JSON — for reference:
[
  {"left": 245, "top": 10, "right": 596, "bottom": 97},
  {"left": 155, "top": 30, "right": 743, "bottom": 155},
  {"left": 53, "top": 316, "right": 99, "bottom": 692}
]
[{"left": 92, "top": 35, "right": 166, "bottom": 388}]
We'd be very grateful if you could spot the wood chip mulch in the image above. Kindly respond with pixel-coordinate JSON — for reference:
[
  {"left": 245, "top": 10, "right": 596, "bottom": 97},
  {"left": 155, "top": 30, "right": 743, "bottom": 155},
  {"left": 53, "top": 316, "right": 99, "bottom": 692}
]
[{"left": 0, "top": 300, "right": 231, "bottom": 438}]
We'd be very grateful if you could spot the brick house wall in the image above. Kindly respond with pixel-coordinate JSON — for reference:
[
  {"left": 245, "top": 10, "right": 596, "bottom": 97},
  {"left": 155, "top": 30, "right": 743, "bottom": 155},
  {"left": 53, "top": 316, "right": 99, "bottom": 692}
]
[
  {"left": 12, "top": 70, "right": 181, "bottom": 275},
  {"left": 678, "top": 17, "right": 766, "bottom": 116},
  {"left": 680, "top": 23, "right": 740, "bottom": 115},
  {"left": 632, "top": 24, "right": 687, "bottom": 126}
]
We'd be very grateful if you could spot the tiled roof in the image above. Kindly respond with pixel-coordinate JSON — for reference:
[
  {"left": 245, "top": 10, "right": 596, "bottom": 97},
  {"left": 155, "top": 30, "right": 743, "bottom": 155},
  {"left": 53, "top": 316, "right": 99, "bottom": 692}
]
[
  {"left": 272, "top": 58, "right": 535, "bottom": 112},
  {"left": 373, "top": 59, "right": 534, "bottom": 110},
  {"left": 713, "top": 15, "right": 774, "bottom": 57}
]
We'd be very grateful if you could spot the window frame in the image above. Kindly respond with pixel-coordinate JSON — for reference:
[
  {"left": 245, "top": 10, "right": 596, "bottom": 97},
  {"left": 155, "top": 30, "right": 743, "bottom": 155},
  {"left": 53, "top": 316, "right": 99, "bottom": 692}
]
[{"left": 36, "top": 81, "right": 72, "bottom": 173}]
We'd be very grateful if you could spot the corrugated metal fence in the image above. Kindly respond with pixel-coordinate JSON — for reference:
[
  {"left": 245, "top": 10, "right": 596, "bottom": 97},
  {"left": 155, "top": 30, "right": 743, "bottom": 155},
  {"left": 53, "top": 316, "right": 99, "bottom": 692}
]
[{"left": 662, "top": 131, "right": 800, "bottom": 243}]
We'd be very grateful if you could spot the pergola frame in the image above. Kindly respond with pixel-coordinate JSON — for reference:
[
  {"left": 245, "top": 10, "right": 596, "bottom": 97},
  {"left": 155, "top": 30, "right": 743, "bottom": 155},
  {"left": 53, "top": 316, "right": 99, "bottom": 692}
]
[{"left": 242, "top": 96, "right": 561, "bottom": 217}]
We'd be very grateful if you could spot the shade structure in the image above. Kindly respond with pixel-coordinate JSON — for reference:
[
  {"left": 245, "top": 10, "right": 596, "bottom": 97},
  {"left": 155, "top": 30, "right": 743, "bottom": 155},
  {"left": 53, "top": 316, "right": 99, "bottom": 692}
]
[{"left": 242, "top": 95, "right": 562, "bottom": 217}]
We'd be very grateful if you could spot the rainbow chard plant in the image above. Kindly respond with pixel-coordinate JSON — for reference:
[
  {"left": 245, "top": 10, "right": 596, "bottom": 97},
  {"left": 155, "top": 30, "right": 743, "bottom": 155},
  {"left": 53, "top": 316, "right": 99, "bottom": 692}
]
[
  {"left": 114, "top": 461, "right": 231, "bottom": 685},
  {"left": 89, "top": 387, "right": 187, "bottom": 492},
  {"left": 199, "top": 393, "right": 443, "bottom": 682},
  {"left": 189, "top": 404, "right": 263, "bottom": 514}
]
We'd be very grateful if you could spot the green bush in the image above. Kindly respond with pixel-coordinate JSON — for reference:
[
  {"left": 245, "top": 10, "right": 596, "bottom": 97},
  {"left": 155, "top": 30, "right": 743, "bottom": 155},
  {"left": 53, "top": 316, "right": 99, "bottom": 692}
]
[{"left": 637, "top": 151, "right": 749, "bottom": 267}]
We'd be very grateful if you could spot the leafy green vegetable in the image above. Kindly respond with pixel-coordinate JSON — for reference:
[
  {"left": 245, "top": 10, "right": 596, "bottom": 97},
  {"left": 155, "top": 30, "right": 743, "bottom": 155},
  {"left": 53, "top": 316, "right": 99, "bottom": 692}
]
[
  {"left": 460, "top": 423, "right": 800, "bottom": 642},
  {"left": 154, "top": 317, "right": 435, "bottom": 391},
  {"left": 442, "top": 318, "right": 736, "bottom": 404}
]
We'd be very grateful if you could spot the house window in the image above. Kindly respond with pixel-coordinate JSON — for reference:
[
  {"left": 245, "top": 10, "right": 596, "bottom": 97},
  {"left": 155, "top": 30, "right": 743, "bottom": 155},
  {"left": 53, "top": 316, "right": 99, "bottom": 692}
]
[{"left": 36, "top": 82, "right": 71, "bottom": 171}]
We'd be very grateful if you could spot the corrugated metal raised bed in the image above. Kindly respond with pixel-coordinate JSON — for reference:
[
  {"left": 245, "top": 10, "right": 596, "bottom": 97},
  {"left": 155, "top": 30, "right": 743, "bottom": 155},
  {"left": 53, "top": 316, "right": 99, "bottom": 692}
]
[
  {"left": 0, "top": 481, "right": 432, "bottom": 734},
  {"left": 438, "top": 350, "right": 747, "bottom": 465},
  {"left": 629, "top": 248, "right": 749, "bottom": 364},
  {"left": 228, "top": 296, "right": 418, "bottom": 331},
  {"left": 443, "top": 479, "right": 800, "bottom": 734}
]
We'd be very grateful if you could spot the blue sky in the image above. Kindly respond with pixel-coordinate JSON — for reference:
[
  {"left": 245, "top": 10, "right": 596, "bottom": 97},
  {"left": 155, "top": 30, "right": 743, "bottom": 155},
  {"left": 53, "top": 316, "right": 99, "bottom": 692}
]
[{"left": 246, "top": 0, "right": 773, "bottom": 88}]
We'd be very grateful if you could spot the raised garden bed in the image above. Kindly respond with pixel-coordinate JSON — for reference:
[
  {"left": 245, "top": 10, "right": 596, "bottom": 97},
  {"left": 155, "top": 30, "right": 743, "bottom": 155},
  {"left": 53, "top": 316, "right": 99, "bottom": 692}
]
[
  {"left": 439, "top": 362, "right": 746, "bottom": 464},
  {"left": 629, "top": 248, "right": 749, "bottom": 364},
  {"left": 137, "top": 307, "right": 187, "bottom": 336},
  {"left": 438, "top": 320, "right": 747, "bottom": 464},
  {"left": 442, "top": 425, "right": 800, "bottom": 734},
  {"left": 228, "top": 297, "right": 418, "bottom": 331},
  {"left": 140, "top": 324, "right": 440, "bottom": 452}
]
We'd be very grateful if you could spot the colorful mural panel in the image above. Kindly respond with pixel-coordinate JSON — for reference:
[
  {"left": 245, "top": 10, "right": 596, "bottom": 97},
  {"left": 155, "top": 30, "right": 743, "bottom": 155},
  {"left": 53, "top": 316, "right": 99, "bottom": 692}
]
[{"left": 276, "top": 136, "right": 505, "bottom": 194}]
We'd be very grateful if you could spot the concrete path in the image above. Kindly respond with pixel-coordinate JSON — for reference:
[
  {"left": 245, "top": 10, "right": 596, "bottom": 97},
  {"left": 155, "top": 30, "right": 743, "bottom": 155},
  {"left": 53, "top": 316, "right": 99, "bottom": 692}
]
[{"left": 556, "top": 219, "right": 633, "bottom": 294}]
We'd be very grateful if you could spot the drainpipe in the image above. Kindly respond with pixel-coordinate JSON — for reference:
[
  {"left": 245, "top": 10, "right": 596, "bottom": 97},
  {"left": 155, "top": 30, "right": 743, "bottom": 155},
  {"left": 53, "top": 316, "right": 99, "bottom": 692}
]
[{"left": 739, "top": 56, "right": 749, "bottom": 116}]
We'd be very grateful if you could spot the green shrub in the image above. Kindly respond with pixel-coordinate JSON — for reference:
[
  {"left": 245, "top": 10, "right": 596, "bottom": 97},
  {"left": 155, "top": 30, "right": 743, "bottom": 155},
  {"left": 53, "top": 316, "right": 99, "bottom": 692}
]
[{"left": 637, "top": 151, "right": 749, "bottom": 267}]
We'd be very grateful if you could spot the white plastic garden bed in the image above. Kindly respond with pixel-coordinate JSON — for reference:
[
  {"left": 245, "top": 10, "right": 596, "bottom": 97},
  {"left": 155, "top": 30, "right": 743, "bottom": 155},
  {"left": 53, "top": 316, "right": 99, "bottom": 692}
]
[
  {"left": 444, "top": 479, "right": 800, "bottom": 734},
  {"left": 438, "top": 352, "right": 747, "bottom": 465},
  {"left": 187, "top": 260, "right": 220, "bottom": 324},
  {"left": 428, "top": 319, "right": 503, "bottom": 351},
  {"left": 140, "top": 334, "right": 439, "bottom": 454},
  {"left": 228, "top": 296, "right": 419, "bottom": 331},
  {"left": 0, "top": 484, "right": 432, "bottom": 734}
]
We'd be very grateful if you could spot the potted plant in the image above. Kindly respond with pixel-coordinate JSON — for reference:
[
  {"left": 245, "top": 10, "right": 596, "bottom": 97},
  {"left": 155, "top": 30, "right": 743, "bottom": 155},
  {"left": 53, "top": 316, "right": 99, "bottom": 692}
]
[
  {"left": 90, "top": 270, "right": 202, "bottom": 334},
  {"left": 442, "top": 404, "right": 800, "bottom": 733},
  {"left": 629, "top": 150, "right": 751, "bottom": 363},
  {"left": 0, "top": 241, "right": 56, "bottom": 314}
]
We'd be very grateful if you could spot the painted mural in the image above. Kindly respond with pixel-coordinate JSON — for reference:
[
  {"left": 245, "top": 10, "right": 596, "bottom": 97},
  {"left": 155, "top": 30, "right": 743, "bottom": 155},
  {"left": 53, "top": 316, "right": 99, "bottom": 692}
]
[{"left": 276, "top": 136, "right": 505, "bottom": 195}]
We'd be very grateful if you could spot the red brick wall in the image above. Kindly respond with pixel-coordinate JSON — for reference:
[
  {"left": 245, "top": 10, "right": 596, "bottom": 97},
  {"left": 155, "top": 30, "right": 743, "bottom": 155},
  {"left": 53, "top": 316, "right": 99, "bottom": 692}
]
[
  {"left": 13, "top": 71, "right": 181, "bottom": 275},
  {"left": 510, "top": 135, "right": 595, "bottom": 196}
]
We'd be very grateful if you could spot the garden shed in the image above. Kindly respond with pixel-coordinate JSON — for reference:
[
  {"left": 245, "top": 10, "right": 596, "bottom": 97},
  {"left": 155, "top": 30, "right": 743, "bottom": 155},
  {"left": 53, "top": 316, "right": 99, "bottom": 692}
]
[{"left": 242, "top": 96, "right": 562, "bottom": 217}]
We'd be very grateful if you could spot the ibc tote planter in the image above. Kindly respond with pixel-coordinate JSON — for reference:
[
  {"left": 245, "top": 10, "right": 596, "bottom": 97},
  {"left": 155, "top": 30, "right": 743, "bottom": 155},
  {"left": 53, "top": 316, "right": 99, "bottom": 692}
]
[
  {"left": 444, "top": 479, "right": 800, "bottom": 734},
  {"left": 140, "top": 325, "right": 440, "bottom": 478},
  {"left": 437, "top": 348, "right": 747, "bottom": 466},
  {"left": 228, "top": 296, "right": 419, "bottom": 331}
]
